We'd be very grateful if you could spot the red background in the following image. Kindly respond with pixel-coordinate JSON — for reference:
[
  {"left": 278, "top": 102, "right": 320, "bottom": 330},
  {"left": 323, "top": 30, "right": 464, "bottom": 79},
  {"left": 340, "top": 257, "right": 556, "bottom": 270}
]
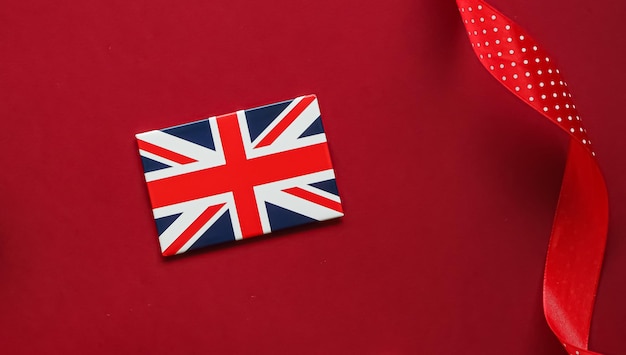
[{"left": 1, "top": 0, "right": 624, "bottom": 354}]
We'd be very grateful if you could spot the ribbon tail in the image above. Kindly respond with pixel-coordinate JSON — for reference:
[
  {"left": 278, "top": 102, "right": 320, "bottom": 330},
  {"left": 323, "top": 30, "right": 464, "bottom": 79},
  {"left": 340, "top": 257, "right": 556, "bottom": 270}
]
[{"left": 544, "top": 139, "right": 608, "bottom": 354}]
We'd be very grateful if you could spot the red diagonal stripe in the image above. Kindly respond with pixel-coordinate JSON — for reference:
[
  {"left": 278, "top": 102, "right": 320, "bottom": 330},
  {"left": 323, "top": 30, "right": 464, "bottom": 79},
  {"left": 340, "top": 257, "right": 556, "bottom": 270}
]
[
  {"left": 138, "top": 139, "right": 197, "bottom": 165},
  {"left": 255, "top": 95, "right": 316, "bottom": 148},
  {"left": 162, "top": 203, "right": 226, "bottom": 256},
  {"left": 282, "top": 187, "right": 343, "bottom": 214}
]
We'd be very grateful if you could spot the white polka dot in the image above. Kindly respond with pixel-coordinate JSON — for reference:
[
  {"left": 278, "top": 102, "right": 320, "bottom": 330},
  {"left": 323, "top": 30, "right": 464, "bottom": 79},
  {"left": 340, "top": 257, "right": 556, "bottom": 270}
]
[
  {"left": 515, "top": 86, "right": 521, "bottom": 91},
  {"left": 533, "top": 45, "right": 538, "bottom": 51},
  {"left": 507, "top": 37, "right": 513, "bottom": 43},
  {"left": 495, "top": 39, "right": 501, "bottom": 44},
  {"left": 505, "top": 25, "right": 511, "bottom": 30},
  {"left": 483, "top": 29, "right": 487, "bottom": 34},
  {"left": 527, "top": 84, "right": 533, "bottom": 89},
  {"left": 502, "top": 76, "right": 507, "bottom": 81},
  {"left": 522, "top": 48, "right": 527, "bottom": 53},
  {"left": 543, "top": 107, "right": 549, "bottom": 112},
  {"left": 535, "top": 58, "right": 541, "bottom": 63},
  {"left": 553, "top": 93, "right": 558, "bottom": 98},
  {"left": 471, "top": 19, "right": 475, "bottom": 23},
  {"left": 497, "top": 52, "right": 503, "bottom": 57},
  {"left": 541, "top": 95, "right": 547, "bottom": 99},
  {"left": 468, "top": 6, "right": 473, "bottom": 11},
  {"left": 570, "top": 128, "right": 575, "bottom": 133},
  {"left": 557, "top": 117, "right": 563, "bottom": 122},
  {"left": 523, "top": 59, "right": 529, "bottom": 64},
  {"left": 546, "top": 57, "right": 550, "bottom": 62},
  {"left": 539, "top": 82, "right": 545, "bottom": 87},
  {"left": 513, "top": 74, "right": 519, "bottom": 79},
  {"left": 485, "top": 41, "right": 490, "bottom": 46},
  {"left": 525, "top": 72, "right": 531, "bottom": 77},
  {"left": 494, "top": 27, "right": 499, "bottom": 33},
  {"left": 490, "top": 65, "right": 495, "bottom": 70},
  {"left": 500, "top": 64, "right": 505, "bottom": 69},
  {"left": 477, "top": 5, "right": 483, "bottom": 10},
  {"left": 511, "top": 62, "right": 517, "bottom": 67},
  {"left": 582, "top": 139, "right": 587, "bottom": 144},
  {"left": 491, "top": 15, "right": 497, "bottom": 20},
  {"left": 529, "top": 96, "right": 535, "bottom": 101},
  {"left": 537, "top": 70, "right": 543, "bottom": 75},
  {"left": 555, "top": 105, "right": 560, "bottom": 110},
  {"left": 565, "top": 104, "right": 570, "bottom": 108},
  {"left": 480, "top": 17, "right": 485, "bottom": 22},
  {"left": 551, "top": 81, "right": 556, "bottom": 86},
  {"left": 568, "top": 116, "right": 573, "bottom": 121},
  {"left": 509, "top": 49, "right": 514, "bottom": 54}
]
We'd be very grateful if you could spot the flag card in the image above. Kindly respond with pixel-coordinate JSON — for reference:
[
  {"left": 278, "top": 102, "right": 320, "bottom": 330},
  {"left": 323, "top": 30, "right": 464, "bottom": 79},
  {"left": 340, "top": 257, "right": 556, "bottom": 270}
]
[{"left": 136, "top": 95, "right": 343, "bottom": 256}]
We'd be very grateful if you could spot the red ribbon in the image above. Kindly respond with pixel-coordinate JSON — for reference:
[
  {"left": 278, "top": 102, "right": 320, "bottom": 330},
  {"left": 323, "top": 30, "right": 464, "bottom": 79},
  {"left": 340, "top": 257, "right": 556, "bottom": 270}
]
[{"left": 455, "top": 1, "right": 609, "bottom": 354}]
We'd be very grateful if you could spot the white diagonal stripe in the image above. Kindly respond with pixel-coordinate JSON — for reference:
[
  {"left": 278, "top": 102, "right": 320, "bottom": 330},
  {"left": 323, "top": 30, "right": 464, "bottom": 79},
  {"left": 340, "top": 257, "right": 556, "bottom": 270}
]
[
  {"left": 254, "top": 170, "right": 342, "bottom": 233},
  {"left": 137, "top": 118, "right": 226, "bottom": 182}
]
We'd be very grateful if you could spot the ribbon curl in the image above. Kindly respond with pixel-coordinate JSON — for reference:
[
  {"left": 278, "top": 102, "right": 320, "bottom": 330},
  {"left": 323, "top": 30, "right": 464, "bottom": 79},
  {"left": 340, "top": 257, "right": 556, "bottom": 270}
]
[{"left": 455, "top": 1, "right": 609, "bottom": 354}]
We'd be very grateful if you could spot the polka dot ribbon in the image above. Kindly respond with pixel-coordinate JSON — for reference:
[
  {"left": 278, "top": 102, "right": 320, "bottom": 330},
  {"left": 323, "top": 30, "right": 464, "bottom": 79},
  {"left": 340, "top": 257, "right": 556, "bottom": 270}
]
[{"left": 456, "top": 1, "right": 609, "bottom": 354}]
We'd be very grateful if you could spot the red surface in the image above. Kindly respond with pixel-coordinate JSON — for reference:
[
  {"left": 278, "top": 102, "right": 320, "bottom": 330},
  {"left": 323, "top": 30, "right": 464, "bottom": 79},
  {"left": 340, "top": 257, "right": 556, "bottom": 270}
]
[{"left": 1, "top": 0, "right": 625, "bottom": 354}]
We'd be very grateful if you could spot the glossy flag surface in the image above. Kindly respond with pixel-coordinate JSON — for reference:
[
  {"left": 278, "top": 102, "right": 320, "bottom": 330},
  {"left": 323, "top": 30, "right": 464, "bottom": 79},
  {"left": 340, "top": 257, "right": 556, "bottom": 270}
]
[{"left": 136, "top": 95, "right": 343, "bottom": 256}]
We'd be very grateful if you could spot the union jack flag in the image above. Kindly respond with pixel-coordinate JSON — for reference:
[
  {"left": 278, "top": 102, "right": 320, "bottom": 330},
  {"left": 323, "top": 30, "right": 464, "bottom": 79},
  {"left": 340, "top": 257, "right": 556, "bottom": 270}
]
[{"left": 136, "top": 95, "right": 344, "bottom": 256}]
